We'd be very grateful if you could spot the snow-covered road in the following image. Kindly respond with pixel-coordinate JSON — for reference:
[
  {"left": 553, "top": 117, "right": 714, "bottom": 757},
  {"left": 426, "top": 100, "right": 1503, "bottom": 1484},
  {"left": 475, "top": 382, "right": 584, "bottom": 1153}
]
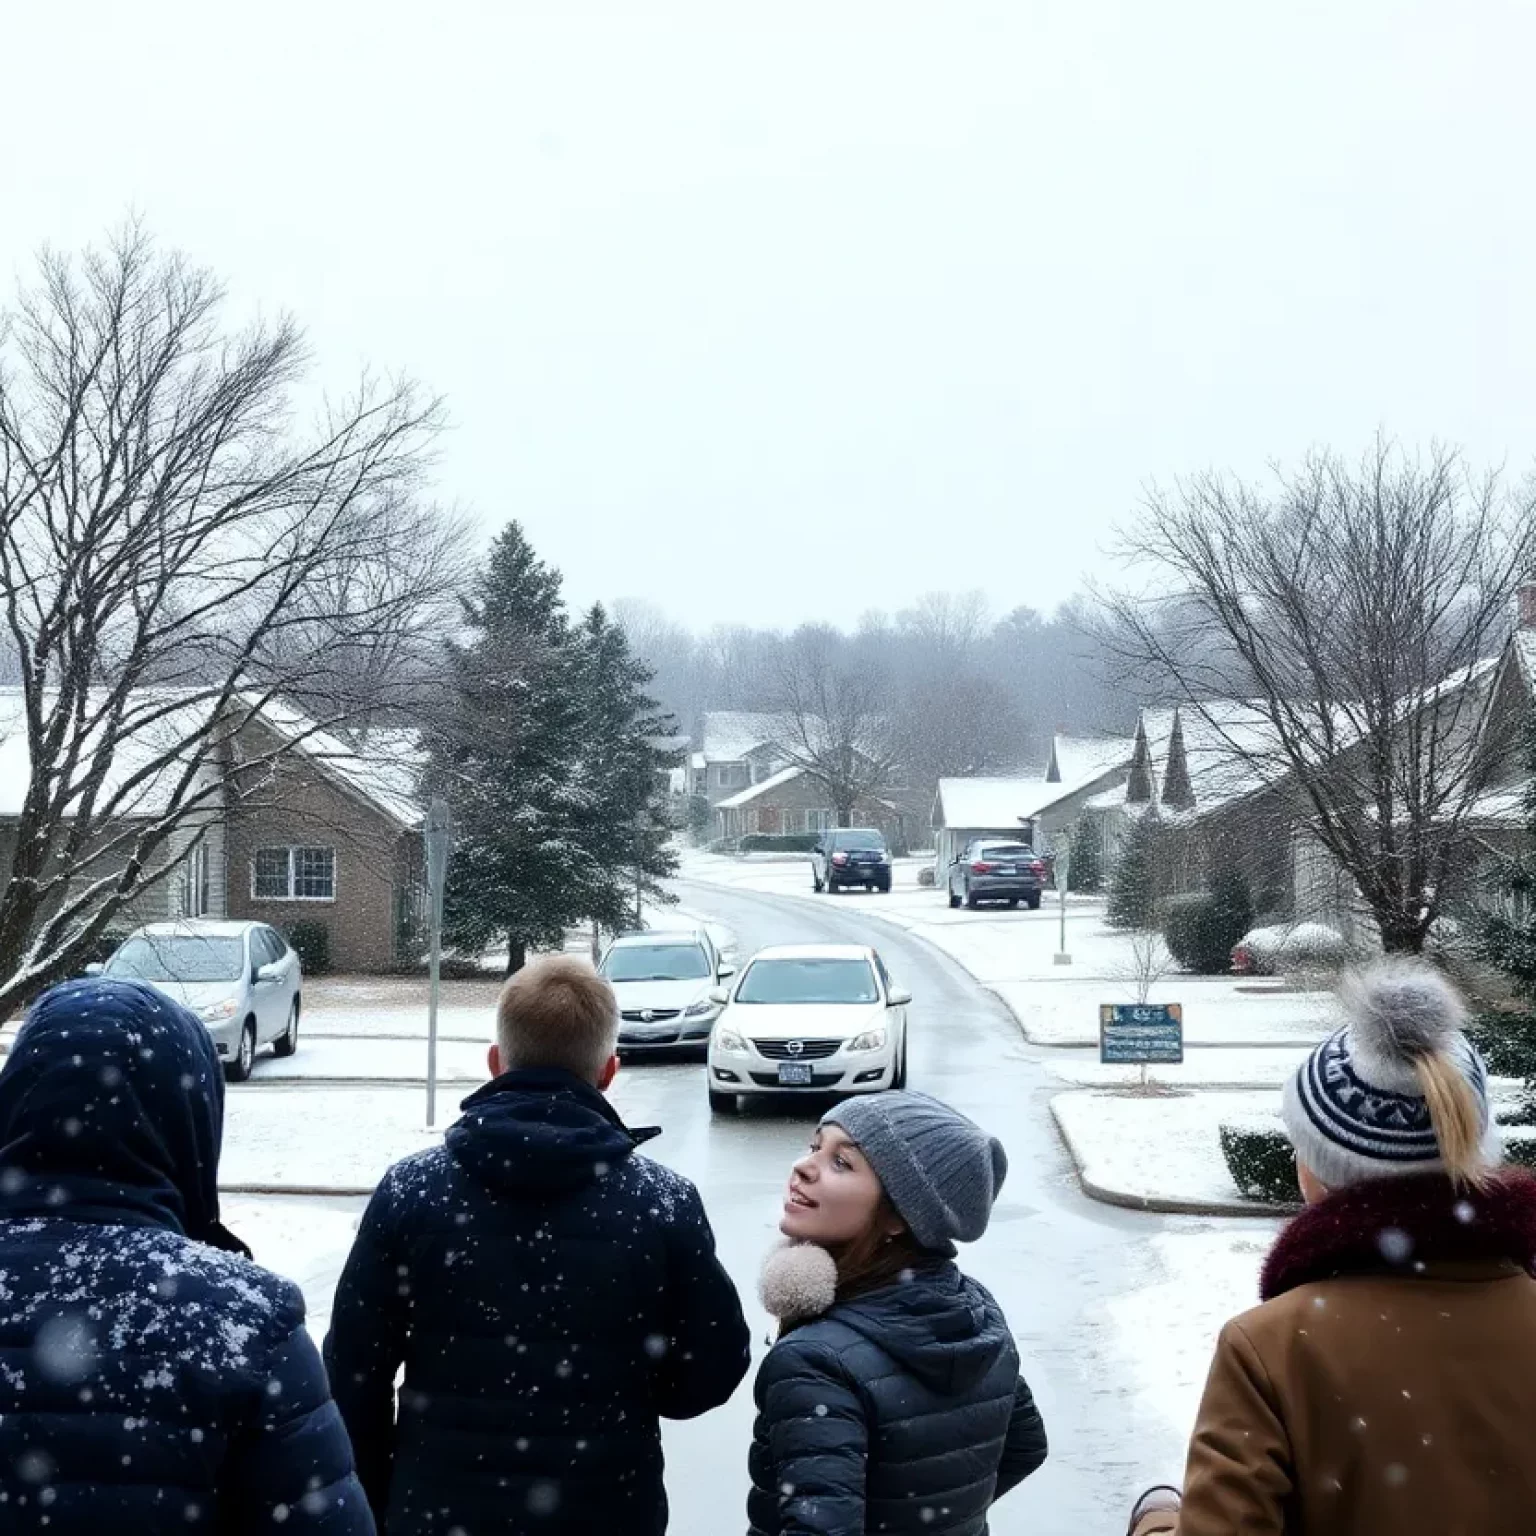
[{"left": 226, "top": 874, "right": 1280, "bottom": 1534}]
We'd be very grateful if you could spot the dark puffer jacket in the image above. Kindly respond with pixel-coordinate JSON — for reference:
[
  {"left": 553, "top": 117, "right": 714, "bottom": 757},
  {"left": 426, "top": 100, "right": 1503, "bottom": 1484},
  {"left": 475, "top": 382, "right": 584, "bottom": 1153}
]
[
  {"left": 748, "top": 1264, "right": 1046, "bottom": 1536},
  {"left": 324, "top": 1067, "right": 751, "bottom": 1535},
  {"left": 0, "top": 979, "right": 372, "bottom": 1534}
]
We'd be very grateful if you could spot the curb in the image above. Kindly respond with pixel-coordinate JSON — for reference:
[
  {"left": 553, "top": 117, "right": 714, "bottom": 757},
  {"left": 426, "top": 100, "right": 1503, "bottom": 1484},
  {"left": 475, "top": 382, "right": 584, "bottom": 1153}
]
[
  {"left": 220, "top": 1182, "right": 379, "bottom": 1197},
  {"left": 1048, "top": 1101, "right": 1299, "bottom": 1219}
]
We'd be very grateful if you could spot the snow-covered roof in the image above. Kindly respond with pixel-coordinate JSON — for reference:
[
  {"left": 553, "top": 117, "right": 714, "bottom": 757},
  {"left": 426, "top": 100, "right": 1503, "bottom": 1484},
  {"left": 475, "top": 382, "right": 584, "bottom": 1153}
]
[
  {"left": 1464, "top": 783, "right": 1530, "bottom": 827},
  {"left": 715, "top": 764, "right": 805, "bottom": 809},
  {"left": 0, "top": 688, "right": 221, "bottom": 819},
  {"left": 247, "top": 698, "right": 424, "bottom": 829},
  {"left": 697, "top": 712, "right": 786, "bottom": 763},
  {"left": 1048, "top": 734, "right": 1133, "bottom": 786},
  {"left": 933, "top": 777, "right": 1041, "bottom": 831},
  {"left": 1171, "top": 702, "right": 1289, "bottom": 813}
]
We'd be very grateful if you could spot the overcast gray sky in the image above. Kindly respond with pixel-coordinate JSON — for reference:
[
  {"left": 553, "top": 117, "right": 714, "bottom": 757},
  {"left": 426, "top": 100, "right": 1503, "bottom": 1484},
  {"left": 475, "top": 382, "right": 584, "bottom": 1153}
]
[{"left": 3, "top": 2, "right": 1533, "bottom": 630}]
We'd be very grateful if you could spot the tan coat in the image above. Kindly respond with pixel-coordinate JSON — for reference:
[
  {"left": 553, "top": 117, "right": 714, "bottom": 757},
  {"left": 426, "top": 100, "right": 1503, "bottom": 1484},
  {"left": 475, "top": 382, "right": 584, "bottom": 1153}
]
[{"left": 1178, "top": 1173, "right": 1536, "bottom": 1536}]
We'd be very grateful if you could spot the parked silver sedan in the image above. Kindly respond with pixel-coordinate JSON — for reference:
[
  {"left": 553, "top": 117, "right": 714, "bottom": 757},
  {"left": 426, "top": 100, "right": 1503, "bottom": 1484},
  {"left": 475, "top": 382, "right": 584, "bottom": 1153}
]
[{"left": 90, "top": 919, "right": 303, "bottom": 1081}]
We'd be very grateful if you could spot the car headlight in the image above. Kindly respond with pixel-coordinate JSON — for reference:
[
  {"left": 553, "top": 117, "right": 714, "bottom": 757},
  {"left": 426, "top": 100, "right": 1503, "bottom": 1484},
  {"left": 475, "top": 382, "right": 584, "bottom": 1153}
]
[
  {"left": 196, "top": 999, "right": 240, "bottom": 1022},
  {"left": 684, "top": 998, "right": 721, "bottom": 1018},
  {"left": 846, "top": 1028, "right": 887, "bottom": 1052},
  {"left": 713, "top": 1027, "right": 749, "bottom": 1054}
]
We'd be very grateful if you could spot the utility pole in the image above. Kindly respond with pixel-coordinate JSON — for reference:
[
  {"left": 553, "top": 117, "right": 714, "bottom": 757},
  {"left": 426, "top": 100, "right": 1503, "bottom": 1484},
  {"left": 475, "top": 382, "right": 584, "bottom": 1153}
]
[{"left": 424, "top": 797, "right": 453, "bottom": 1129}]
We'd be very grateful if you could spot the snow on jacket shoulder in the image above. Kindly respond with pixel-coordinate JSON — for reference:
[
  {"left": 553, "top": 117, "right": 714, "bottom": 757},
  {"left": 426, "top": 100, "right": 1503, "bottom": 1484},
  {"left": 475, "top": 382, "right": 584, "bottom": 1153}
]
[
  {"left": 324, "top": 1067, "right": 751, "bottom": 1536},
  {"left": 748, "top": 1264, "right": 1046, "bottom": 1536},
  {"left": 0, "top": 1216, "right": 370, "bottom": 1534}
]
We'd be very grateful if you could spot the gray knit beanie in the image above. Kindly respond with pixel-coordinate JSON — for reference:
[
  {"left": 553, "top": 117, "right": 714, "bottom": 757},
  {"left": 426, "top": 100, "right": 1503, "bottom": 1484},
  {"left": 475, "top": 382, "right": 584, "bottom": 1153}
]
[
  {"left": 821, "top": 1091, "right": 1007, "bottom": 1250},
  {"left": 1281, "top": 959, "right": 1500, "bottom": 1189}
]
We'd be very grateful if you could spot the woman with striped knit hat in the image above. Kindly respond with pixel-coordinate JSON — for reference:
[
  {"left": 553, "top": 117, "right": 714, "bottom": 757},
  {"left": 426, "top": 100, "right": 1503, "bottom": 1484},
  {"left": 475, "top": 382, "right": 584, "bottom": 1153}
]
[{"left": 1127, "top": 958, "right": 1536, "bottom": 1536}]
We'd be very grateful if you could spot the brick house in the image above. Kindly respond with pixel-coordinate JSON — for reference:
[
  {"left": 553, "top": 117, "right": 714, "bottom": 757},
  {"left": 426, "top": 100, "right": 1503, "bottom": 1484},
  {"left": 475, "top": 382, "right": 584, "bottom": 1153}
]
[
  {"left": 221, "top": 710, "right": 423, "bottom": 972},
  {"left": 689, "top": 713, "right": 793, "bottom": 806},
  {"left": 0, "top": 691, "right": 424, "bottom": 974}
]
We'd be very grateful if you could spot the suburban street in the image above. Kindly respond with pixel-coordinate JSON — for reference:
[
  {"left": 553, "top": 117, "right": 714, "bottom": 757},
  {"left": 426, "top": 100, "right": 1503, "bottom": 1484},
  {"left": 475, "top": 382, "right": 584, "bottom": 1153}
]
[{"left": 226, "top": 872, "right": 1277, "bottom": 1535}]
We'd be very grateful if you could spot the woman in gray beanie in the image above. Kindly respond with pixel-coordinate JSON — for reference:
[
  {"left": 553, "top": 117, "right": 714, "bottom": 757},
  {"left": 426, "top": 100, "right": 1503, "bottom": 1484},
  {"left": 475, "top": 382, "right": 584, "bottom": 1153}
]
[
  {"left": 746, "top": 1090, "right": 1047, "bottom": 1536},
  {"left": 1126, "top": 959, "right": 1536, "bottom": 1536}
]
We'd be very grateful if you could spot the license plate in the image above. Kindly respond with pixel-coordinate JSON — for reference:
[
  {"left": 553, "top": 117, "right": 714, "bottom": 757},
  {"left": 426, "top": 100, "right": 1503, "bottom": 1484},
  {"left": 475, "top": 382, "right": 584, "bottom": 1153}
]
[
  {"left": 994, "top": 866, "right": 1017, "bottom": 875},
  {"left": 777, "top": 1062, "right": 815, "bottom": 1086}
]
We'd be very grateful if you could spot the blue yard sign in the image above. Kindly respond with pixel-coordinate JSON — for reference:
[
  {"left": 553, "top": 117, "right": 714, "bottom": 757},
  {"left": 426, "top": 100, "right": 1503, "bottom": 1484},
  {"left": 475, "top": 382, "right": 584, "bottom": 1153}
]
[{"left": 1099, "top": 1003, "right": 1184, "bottom": 1065}]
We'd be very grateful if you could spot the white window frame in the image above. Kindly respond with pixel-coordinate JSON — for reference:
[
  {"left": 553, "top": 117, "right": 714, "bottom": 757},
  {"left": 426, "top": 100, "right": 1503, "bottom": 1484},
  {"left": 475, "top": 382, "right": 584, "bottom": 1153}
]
[{"left": 251, "top": 846, "right": 337, "bottom": 903}]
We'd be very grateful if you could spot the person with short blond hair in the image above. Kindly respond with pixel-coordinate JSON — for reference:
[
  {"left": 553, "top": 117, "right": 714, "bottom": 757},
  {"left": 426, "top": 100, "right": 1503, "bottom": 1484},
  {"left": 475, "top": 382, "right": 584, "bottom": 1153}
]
[
  {"left": 494, "top": 953, "right": 617, "bottom": 1082},
  {"left": 325, "top": 954, "right": 749, "bottom": 1536}
]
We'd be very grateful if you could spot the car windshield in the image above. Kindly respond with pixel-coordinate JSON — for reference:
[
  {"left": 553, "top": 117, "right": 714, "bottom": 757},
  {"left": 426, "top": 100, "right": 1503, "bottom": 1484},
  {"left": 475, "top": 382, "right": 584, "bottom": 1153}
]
[
  {"left": 830, "top": 831, "right": 886, "bottom": 852},
  {"left": 602, "top": 943, "right": 711, "bottom": 982},
  {"left": 980, "top": 844, "right": 1035, "bottom": 860},
  {"left": 106, "top": 935, "right": 246, "bottom": 984},
  {"left": 736, "top": 958, "right": 879, "bottom": 1005}
]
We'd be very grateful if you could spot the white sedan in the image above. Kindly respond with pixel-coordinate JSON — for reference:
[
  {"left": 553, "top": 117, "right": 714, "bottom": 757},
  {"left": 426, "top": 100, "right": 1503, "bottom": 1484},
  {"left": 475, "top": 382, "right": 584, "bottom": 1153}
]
[{"left": 705, "top": 943, "right": 911, "bottom": 1115}]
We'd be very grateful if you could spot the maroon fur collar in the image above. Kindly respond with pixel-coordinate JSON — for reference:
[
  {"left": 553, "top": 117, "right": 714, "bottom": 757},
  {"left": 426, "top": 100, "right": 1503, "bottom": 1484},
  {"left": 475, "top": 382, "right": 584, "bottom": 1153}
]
[{"left": 1261, "top": 1171, "right": 1536, "bottom": 1301}]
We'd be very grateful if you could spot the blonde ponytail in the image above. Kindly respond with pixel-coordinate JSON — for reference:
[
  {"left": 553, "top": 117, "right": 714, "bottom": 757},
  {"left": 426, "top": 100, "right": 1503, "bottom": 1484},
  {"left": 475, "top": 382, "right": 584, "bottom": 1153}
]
[{"left": 1415, "top": 1050, "right": 1490, "bottom": 1189}]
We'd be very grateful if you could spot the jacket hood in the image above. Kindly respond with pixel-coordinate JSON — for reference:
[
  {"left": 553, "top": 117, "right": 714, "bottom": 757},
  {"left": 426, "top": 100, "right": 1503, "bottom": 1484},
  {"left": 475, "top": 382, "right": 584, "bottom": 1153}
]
[
  {"left": 834, "top": 1262, "right": 1009, "bottom": 1395},
  {"left": 0, "top": 978, "right": 245, "bottom": 1252},
  {"left": 445, "top": 1067, "right": 658, "bottom": 1195}
]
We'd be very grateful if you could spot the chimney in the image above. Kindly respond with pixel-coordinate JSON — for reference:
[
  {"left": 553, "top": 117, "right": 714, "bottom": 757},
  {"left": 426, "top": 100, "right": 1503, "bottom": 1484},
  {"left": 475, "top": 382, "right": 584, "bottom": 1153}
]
[{"left": 1520, "top": 582, "right": 1536, "bottom": 632}]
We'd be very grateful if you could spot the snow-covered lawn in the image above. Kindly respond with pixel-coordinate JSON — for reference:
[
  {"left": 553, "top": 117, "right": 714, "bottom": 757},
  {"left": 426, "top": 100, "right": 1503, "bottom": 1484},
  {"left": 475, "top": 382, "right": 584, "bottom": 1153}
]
[
  {"left": 1047, "top": 1046, "right": 1312, "bottom": 1090},
  {"left": 1051, "top": 1089, "right": 1285, "bottom": 1211}
]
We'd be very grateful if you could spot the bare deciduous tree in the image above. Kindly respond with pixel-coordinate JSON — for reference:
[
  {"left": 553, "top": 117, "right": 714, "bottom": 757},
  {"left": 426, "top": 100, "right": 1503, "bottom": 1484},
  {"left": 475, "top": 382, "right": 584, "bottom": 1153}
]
[
  {"left": 764, "top": 626, "right": 902, "bottom": 826},
  {"left": 1103, "top": 439, "right": 1536, "bottom": 952},
  {"left": 0, "top": 226, "right": 461, "bottom": 1008}
]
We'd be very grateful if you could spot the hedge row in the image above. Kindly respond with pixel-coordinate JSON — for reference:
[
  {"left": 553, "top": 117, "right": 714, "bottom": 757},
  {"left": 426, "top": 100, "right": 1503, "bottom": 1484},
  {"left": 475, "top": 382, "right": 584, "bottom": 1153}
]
[
  {"left": 739, "top": 833, "right": 821, "bottom": 854},
  {"left": 1219, "top": 1115, "right": 1536, "bottom": 1204}
]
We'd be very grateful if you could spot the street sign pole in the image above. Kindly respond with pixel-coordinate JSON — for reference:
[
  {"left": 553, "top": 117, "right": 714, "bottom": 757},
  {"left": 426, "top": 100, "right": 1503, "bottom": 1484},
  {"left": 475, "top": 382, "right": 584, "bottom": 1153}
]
[
  {"left": 1053, "top": 839, "right": 1072, "bottom": 967},
  {"left": 424, "top": 798, "right": 453, "bottom": 1130}
]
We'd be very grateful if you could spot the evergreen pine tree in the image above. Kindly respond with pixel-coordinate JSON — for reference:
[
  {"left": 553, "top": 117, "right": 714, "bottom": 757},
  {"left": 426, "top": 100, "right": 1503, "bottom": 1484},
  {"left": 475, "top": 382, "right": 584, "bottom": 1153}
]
[
  {"left": 566, "top": 603, "right": 680, "bottom": 932},
  {"left": 1478, "top": 707, "right": 1536, "bottom": 1014},
  {"left": 1107, "top": 812, "right": 1161, "bottom": 930},
  {"left": 427, "top": 523, "right": 593, "bottom": 974},
  {"left": 1068, "top": 816, "right": 1104, "bottom": 894}
]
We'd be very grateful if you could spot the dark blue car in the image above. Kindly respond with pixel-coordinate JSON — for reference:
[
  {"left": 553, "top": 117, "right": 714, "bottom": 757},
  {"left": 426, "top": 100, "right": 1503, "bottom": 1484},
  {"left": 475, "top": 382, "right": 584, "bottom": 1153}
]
[{"left": 811, "top": 827, "right": 893, "bottom": 893}]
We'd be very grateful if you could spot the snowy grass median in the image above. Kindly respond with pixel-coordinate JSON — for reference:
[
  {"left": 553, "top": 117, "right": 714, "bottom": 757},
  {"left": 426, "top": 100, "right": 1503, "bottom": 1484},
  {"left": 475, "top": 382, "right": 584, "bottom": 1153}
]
[{"left": 1051, "top": 1089, "right": 1300, "bottom": 1214}]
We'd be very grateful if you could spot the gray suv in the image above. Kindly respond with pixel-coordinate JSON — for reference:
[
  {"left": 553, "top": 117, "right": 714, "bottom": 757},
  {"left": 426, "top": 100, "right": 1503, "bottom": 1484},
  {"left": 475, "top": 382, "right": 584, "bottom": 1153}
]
[{"left": 947, "top": 839, "right": 1046, "bottom": 909}]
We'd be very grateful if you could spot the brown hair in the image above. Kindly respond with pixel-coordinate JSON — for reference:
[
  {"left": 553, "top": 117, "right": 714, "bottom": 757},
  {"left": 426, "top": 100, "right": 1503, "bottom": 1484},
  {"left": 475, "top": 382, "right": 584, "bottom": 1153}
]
[
  {"left": 1416, "top": 1049, "right": 1490, "bottom": 1190},
  {"left": 496, "top": 956, "right": 617, "bottom": 1084}
]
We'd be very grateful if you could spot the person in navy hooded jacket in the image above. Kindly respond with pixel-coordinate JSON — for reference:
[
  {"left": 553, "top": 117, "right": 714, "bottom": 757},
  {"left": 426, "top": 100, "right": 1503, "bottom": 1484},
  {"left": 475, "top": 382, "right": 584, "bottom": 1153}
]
[
  {"left": 0, "top": 977, "right": 373, "bottom": 1533},
  {"left": 324, "top": 955, "right": 750, "bottom": 1535}
]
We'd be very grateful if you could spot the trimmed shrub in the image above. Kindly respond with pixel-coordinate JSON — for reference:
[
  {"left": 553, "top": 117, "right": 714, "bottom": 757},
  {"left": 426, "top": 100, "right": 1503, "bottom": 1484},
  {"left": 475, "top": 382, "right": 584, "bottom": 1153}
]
[
  {"left": 1503, "top": 1128, "right": 1536, "bottom": 1171},
  {"left": 686, "top": 793, "right": 711, "bottom": 842},
  {"left": 740, "top": 833, "right": 820, "bottom": 854},
  {"left": 1467, "top": 1010, "right": 1536, "bottom": 1082},
  {"left": 706, "top": 837, "right": 739, "bottom": 855},
  {"left": 917, "top": 865, "right": 936, "bottom": 889},
  {"left": 282, "top": 918, "right": 332, "bottom": 977},
  {"left": 1162, "top": 874, "right": 1251, "bottom": 975},
  {"left": 1218, "top": 1119, "right": 1302, "bottom": 1205},
  {"left": 1232, "top": 922, "right": 1351, "bottom": 978}
]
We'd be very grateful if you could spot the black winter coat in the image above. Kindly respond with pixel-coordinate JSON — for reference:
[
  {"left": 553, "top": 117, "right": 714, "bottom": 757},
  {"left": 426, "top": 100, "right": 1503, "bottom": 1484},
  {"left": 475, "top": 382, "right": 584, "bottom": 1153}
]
[
  {"left": 0, "top": 979, "right": 372, "bottom": 1535},
  {"left": 324, "top": 1067, "right": 751, "bottom": 1536},
  {"left": 748, "top": 1264, "right": 1046, "bottom": 1536}
]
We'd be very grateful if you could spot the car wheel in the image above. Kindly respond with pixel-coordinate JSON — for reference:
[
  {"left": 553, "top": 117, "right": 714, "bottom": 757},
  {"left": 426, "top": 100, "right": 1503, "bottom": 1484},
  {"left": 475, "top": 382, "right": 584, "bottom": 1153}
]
[
  {"left": 708, "top": 1088, "right": 739, "bottom": 1115},
  {"left": 948, "top": 889, "right": 961, "bottom": 909},
  {"left": 891, "top": 1037, "right": 908, "bottom": 1090},
  {"left": 225, "top": 1021, "right": 257, "bottom": 1083},
  {"left": 965, "top": 888, "right": 980, "bottom": 910},
  {"left": 876, "top": 878, "right": 891, "bottom": 893},
  {"left": 812, "top": 873, "right": 824, "bottom": 892},
  {"left": 1027, "top": 894, "right": 1043, "bottom": 910},
  {"left": 272, "top": 999, "right": 300, "bottom": 1058},
  {"left": 1007, "top": 897, "right": 1020, "bottom": 909}
]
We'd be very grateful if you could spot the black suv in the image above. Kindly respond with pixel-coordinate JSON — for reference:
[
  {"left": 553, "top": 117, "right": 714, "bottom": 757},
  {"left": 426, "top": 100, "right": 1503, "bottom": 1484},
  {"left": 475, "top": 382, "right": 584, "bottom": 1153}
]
[{"left": 811, "top": 828, "right": 893, "bottom": 893}]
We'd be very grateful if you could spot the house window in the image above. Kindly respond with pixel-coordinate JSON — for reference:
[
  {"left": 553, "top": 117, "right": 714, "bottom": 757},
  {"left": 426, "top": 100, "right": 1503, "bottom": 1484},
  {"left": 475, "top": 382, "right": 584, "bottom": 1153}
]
[
  {"left": 252, "top": 846, "right": 336, "bottom": 902},
  {"left": 715, "top": 763, "right": 748, "bottom": 790}
]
